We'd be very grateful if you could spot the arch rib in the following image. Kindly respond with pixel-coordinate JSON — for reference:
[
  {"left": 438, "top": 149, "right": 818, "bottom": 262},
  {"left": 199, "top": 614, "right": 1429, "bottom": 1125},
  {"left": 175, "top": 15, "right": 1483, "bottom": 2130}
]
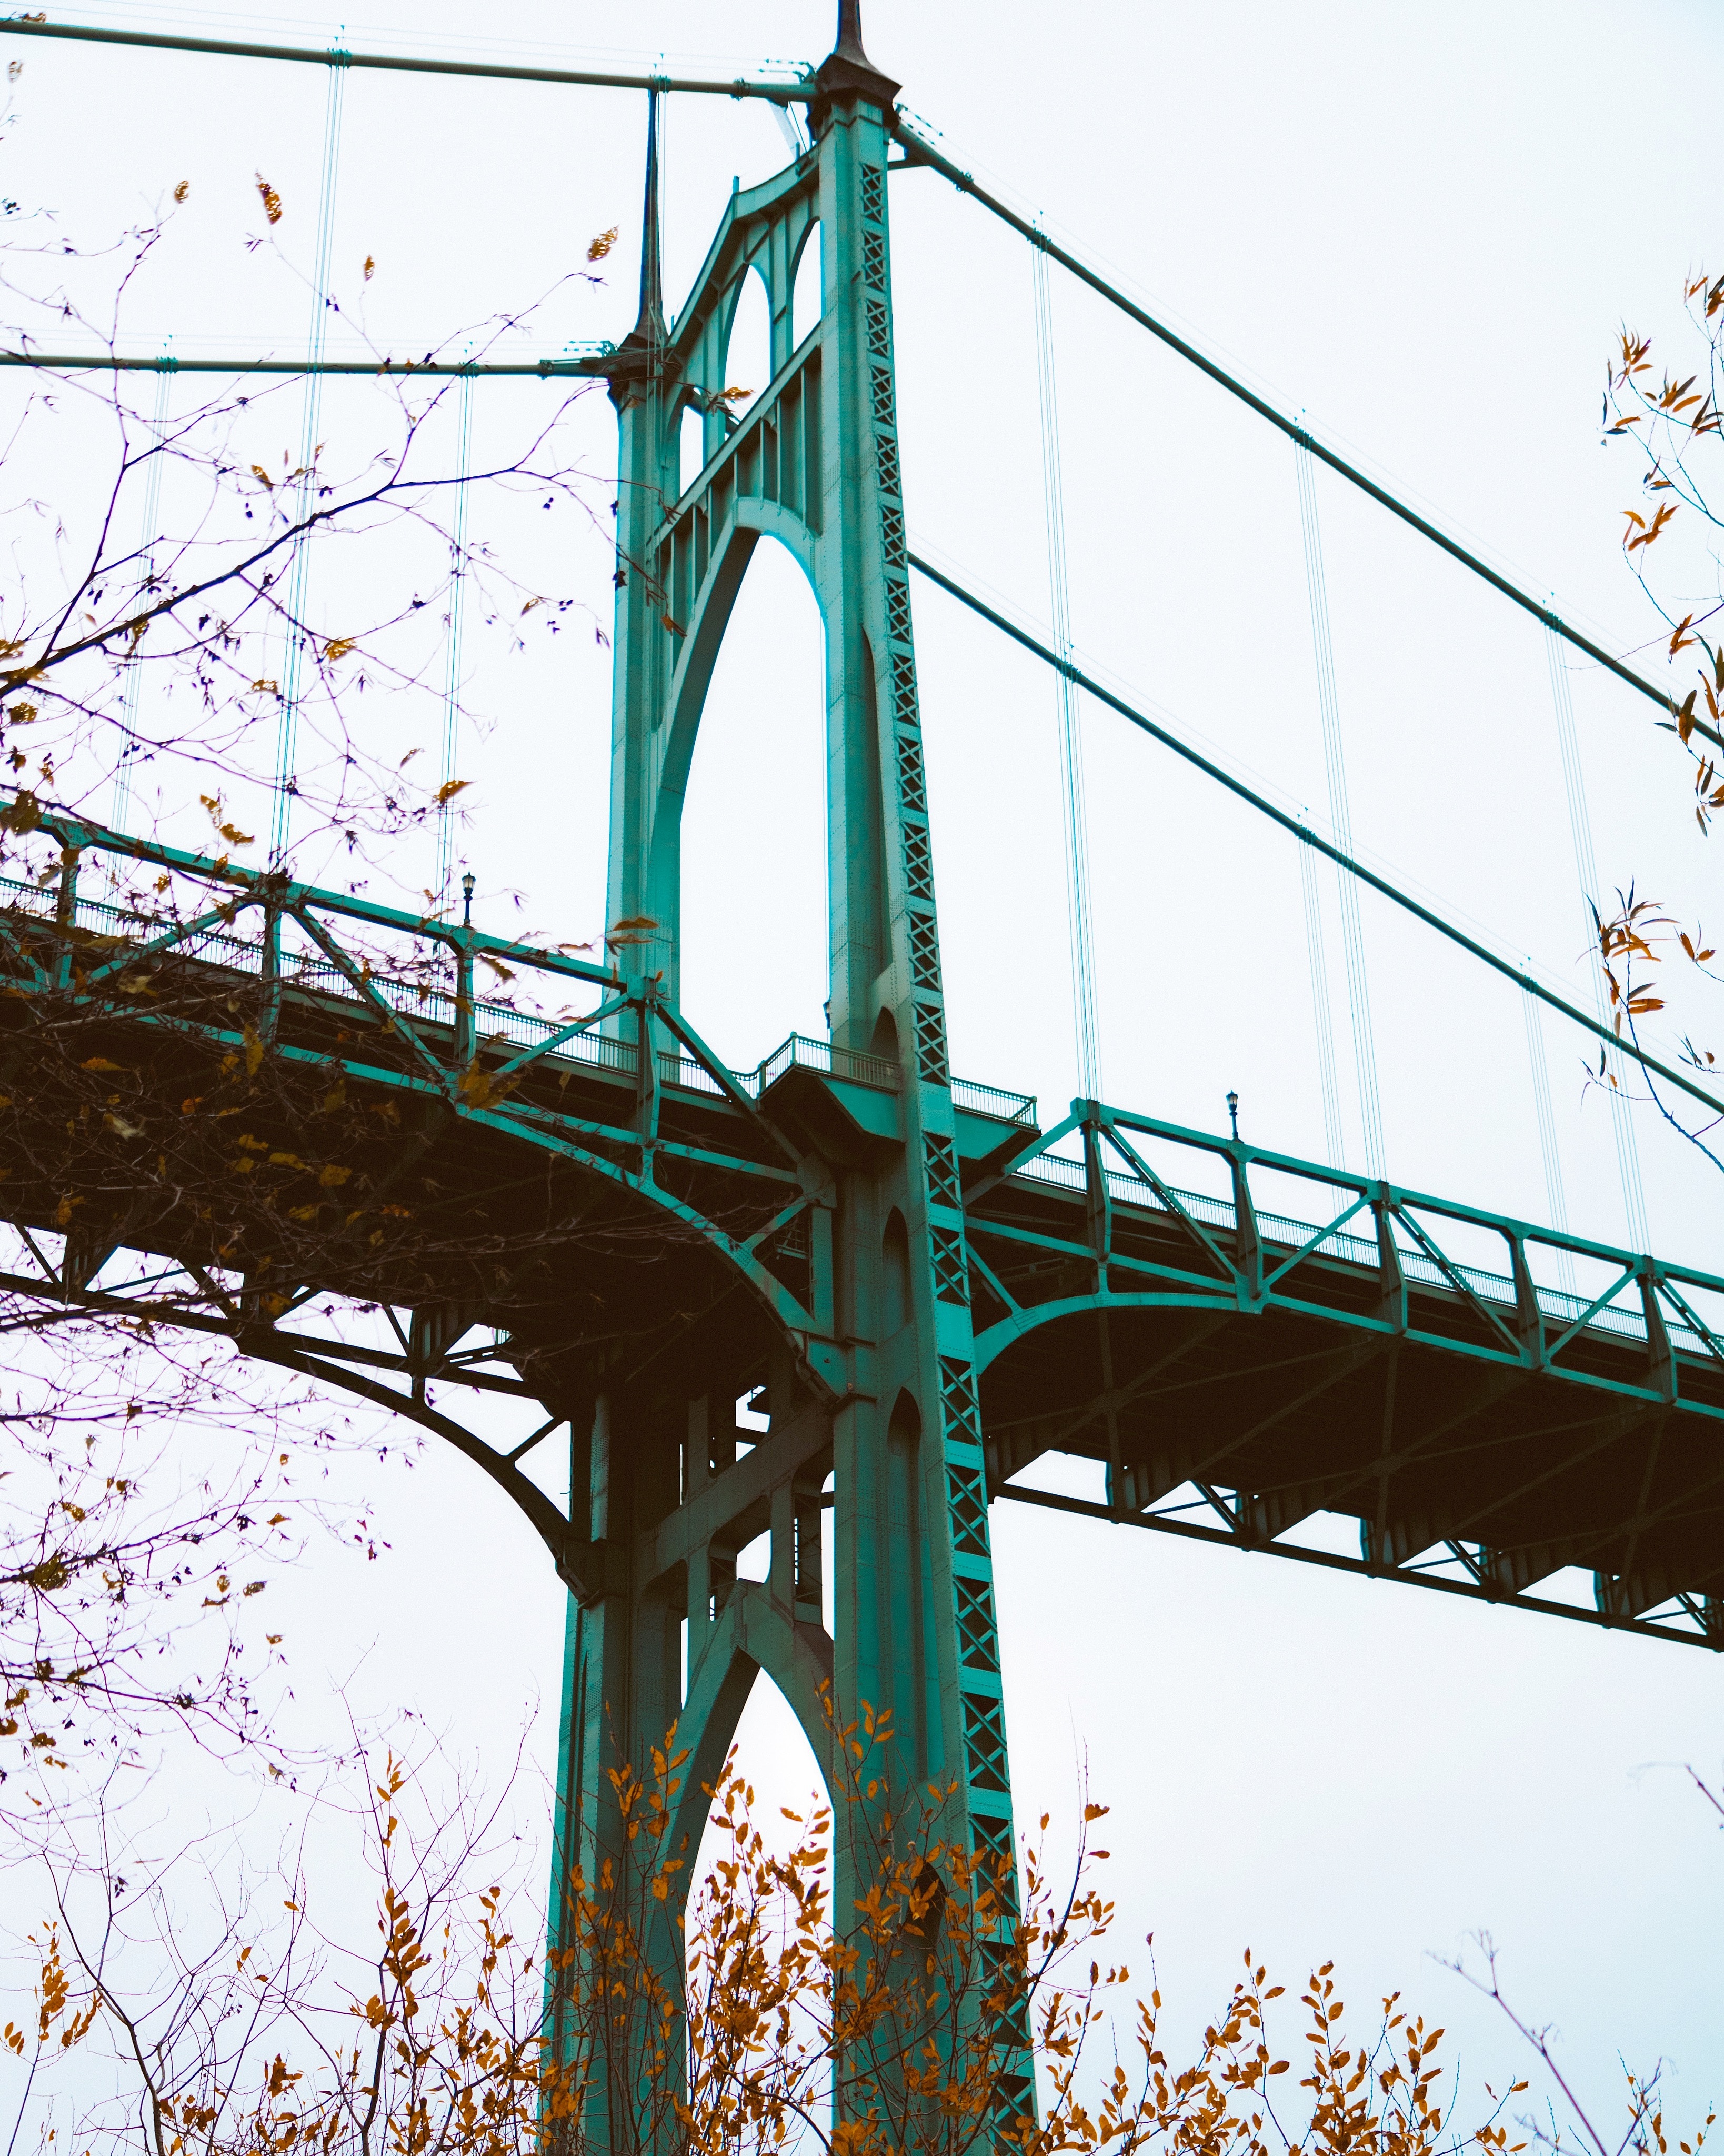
[
  {"left": 648, "top": 1583, "right": 836, "bottom": 1969},
  {"left": 658, "top": 501, "right": 823, "bottom": 817}
]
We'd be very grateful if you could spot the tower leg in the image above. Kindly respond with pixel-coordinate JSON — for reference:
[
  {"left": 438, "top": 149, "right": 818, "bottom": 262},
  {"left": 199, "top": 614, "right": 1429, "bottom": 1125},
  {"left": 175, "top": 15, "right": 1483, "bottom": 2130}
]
[
  {"left": 547, "top": 1395, "right": 688, "bottom": 2153},
  {"left": 547, "top": 1325, "right": 1026, "bottom": 2140}
]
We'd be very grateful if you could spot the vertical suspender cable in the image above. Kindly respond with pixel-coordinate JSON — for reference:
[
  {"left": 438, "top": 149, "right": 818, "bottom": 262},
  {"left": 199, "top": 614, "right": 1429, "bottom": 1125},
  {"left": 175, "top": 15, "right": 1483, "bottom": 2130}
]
[
  {"left": 114, "top": 350, "right": 173, "bottom": 833},
  {"left": 1520, "top": 974, "right": 1577, "bottom": 1294},
  {"left": 1031, "top": 232, "right": 1102, "bottom": 1100},
  {"left": 436, "top": 368, "right": 474, "bottom": 904},
  {"left": 1544, "top": 624, "right": 1651, "bottom": 1251},
  {"left": 269, "top": 42, "right": 348, "bottom": 864},
  {"left": 1295, "top": 440, "right": 1386, "bottom": 1177},
  {"left": 1298, "top": 819, "right": 1346, "bottom": 1167}
]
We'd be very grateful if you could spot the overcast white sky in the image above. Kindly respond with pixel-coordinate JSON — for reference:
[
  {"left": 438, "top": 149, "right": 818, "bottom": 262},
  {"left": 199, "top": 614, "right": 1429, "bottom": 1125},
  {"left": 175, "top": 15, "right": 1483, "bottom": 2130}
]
[{"left": 4, "top": 0, "right": 1723, "bottom": 2132}]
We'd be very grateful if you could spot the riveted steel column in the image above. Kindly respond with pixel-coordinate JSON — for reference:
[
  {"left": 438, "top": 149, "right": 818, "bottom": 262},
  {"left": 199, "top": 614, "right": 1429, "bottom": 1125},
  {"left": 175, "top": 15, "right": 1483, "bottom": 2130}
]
[
  {"left": 810, "top": 23, "right": 1023, "bottom": 2056},
  {"left": 603, "top": 90, "right": 678, "bottom": 1003},
  {"left": 547, "top": 1393, "right": 685, "bottom": 2142}
]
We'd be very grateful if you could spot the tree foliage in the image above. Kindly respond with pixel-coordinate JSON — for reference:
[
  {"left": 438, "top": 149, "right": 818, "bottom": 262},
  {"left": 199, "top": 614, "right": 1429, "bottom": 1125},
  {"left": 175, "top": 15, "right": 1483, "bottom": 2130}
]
[
  {"left": 1592, "top": 272, "right": 1724, "bottom": 1163},
  {"left": 0, "top": 161, "right": 607, "bottom": 872},
  {"left": 0, "top": 69, "right": 617, "bottom": 1794},
  {"left": 6, "top": 1716, "right": 1534, "bottom": 2156}
]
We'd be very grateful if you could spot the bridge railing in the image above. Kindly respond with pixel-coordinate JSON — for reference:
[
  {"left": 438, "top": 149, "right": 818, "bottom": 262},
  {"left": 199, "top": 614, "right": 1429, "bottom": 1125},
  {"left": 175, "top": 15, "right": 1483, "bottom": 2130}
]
[
  {"left": 950, "top": 1073, "right": 1039, "bottom": 1126},
  {"left": 1005, "top": 1105, "right": 1724, "bottom": 1370},
  {"left": 0, "top": 807, "right": 619, "bottom": 1012},
  {"left": 6, "top": 811, "right": 1712, "bottom": 1376},
  {"left": 0, "top": 809, "right": 1029, "bottom": 1121}
]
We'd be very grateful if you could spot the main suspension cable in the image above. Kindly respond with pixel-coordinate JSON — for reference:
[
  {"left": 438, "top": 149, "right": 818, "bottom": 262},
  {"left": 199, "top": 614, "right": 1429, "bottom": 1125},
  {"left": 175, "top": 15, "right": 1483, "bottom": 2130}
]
[
  {"left": 4, "top": 11, "right": 1696, "bottom": 747},
  {"left": 894, "top": 121, "right": 1715, "bottom": 754},
  {"left": 908, "top": 551, "right": 1724, "bottom": 1133},
  {"left": 0, "top": 17, "right": 808, "bottom": 102},
  {"left": 0, "top": 354, "right": 612, "bottom": 375}
]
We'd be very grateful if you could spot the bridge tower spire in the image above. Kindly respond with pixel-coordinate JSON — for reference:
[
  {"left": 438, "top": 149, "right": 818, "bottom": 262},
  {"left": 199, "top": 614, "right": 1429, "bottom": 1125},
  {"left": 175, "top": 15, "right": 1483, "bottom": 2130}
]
[
  {"left": 626, "top": 82, "right": 666, "bottom": 351},
  {"left": 553, "top": 14, "right": 1025, "bottom": 2132}
]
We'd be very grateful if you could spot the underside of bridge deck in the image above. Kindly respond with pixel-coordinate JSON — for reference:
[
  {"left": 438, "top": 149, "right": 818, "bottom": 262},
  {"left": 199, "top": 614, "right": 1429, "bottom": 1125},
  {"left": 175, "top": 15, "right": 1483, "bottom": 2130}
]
[{"left": 964, "top": 1114, "right": 1724, "bottom": 1642}]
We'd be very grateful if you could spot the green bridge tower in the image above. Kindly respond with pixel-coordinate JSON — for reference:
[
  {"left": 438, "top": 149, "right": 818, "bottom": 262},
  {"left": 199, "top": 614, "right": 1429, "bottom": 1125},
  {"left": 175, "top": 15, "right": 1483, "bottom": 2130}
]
[{"left": 551, "top": 0, "right": 1018, "bottom": 2090}]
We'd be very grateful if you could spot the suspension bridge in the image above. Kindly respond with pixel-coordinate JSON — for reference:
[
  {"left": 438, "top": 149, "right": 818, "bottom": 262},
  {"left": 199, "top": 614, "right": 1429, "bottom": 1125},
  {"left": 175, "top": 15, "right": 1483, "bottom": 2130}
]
[{"left": 1, "top": 1, "right": 1721, "bottom": 2124}]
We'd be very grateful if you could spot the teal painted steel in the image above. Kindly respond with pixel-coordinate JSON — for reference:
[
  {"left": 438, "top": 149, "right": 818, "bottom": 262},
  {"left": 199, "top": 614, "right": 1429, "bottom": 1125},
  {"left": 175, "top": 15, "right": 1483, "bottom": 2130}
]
[
  {"left": 0, "top": 15, "right": 813, "bottom": 103},
  {"left": 7, "top": 10, "right": 1710, "bottom": 752},
  {"left": 559, "top": 16, "right": 1028, "bottom": 2125},
  {"left": 1, "top": 10, "right": 1722, "bottom": 2142},
  {"left": 0, "top": 799, "right": 1715, "bottom": 1656},
  {"left": 0, "top": 796, "right": 1716, "bottom": 1649},
  {"left": 965, "top": 1101, "right": 1724, "bottom": 1644},
  {"left": 894, "top": 122, "right": 1724, "bottom": 756},
  {"left": 908, "top": 553, "right": 1724, "bottom": 1129}
]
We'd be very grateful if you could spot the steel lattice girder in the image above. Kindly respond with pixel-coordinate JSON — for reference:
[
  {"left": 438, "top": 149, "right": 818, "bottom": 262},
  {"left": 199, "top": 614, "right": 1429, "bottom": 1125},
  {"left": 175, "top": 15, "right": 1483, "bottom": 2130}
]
[
  {"left": 0, "top": 823, "right": 1719, "bottom": 1645},
  {"left": 0, "top": 817, "right": 847, "bottom": 1600},
  {"left": 964, "top": 1103, "right": 1724, "bottom": 1647}
]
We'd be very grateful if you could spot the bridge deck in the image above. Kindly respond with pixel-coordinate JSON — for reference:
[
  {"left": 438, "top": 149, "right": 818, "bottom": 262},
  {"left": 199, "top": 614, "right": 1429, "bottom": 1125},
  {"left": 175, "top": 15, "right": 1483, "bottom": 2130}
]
[
  {"left": 0, "top": 833, "right": 1718, "bottom": 1645},
  {"left": 966, "top": 1143, "right": 1724, "bottom": 1640}
]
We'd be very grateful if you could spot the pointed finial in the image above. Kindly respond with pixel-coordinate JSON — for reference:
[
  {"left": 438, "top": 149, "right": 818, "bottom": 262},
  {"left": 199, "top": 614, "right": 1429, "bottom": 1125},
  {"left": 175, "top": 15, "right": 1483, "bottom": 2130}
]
[
  {"left": 834, "top": 0, "right": 869, "bottom": 61},
  {"left": 604, "top": 87, "right": 666, "bottom": 393},
  {"left": 631, "top": 85, "right": 666, "bottom": 346},
  {"left": 811, "top": 0, "right": 899, "bottom": 122}
]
